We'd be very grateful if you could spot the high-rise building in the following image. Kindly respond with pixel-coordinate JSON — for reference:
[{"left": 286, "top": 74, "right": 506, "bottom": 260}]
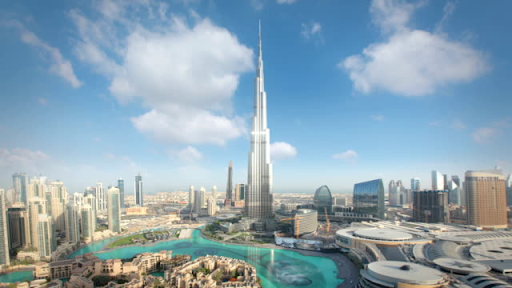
[
  {"left": 353, "top": 179, "right": 385, "bottom": 219},
  {"left": 66, "top": 202, "right": 80, "bottom": 244},
  {"left": 226, "top": 161, "right": 233, "bottom": 201},
  {"left": 28, "top": 197, "right": 47, "bottom": 249},
  {"left": 465, "top": 170, "right": 507, "bottom": 228},
  {"left": 37, "top": 213, "right": 53, "bottom": 260},
  {"left": 107, "top": 187, "right": 121, "bottom": 233},
  {"left": 246, "top": 23, "right": 274, "bottom": 221},
  {"left": 212, "top": 186, "right": 217, "bottom": 202},
  {"left": 234, "top": 184, "right": 246, "bottom": 201},
  {"left": 207, "top": 197, "right": 216, "bottom": 216},
  {"left": 27, "top": 177, "right": 46, "bottom": 200},
  {"left": 84, "top": 194, "right": 97, "bottom": 231},
  {"left": 194, "top": 189, "right": 205, "bottom": 214},
  {"left": 73, "top": 192, "right": 84, "bottom": 208},
  {"left": 448, "top": 178, "right": 460, "bottom": 205},
  {"left": 135, "top": 174, "right": 143, "bottom": 207},
  {"left": 96, "top": 181, "right": 105, "bottom": 211},
  {"left": 7, "top": 203, "right": 29, "bottom": 252},
  {"left": 0, "top": 189, "right": 10, "bottom": 265},
  {"left": 412, "top": 190, "right": 449, "bottom": 223},
  {"left": 81, "top": 204, "right": 95, "bottom": 242},
  {"left": 188, "top": 186, "right": 194, "bottom": 210},
  {"left": 411, "top": 178, "right": 421, "bottom": 191},
  {"left": 334, "top": 195, "right": 353, "bottom": 207},
  {"left": 13, "top": 173, "right": 28, "bottom": 204},
  {"left": 117, "top": 178, "right": 125, "bottom": 208},
  {"left": 507, "top": 174, "right": 512, "bottom": 188},
  {"left": 50, "top": 181, "right": 67, "bottom": 232},
  {"left": 313, "top": 185, "right": 333, "bottom": 214},
  {"left": 507, "top": 174, "right": 512, "bottom": 207},
  {"left": 388, "top": 180, "right": 396, "bottom": 206},
  {"left": 432, "top": 171, "right": 444, "bottom": 190}
]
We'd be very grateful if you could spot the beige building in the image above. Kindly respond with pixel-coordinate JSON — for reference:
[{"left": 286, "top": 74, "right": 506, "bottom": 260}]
[
  {"left": 465, "top": 170, "right": 507, "bottom": 228},
  {"left": 125, "top": 206, "right": 148, "bottom": 216}
]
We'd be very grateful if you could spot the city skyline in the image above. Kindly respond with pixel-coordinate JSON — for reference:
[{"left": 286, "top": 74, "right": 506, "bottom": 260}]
[{"left": 1, "top": 0, "right": 512, "bottom": 195}]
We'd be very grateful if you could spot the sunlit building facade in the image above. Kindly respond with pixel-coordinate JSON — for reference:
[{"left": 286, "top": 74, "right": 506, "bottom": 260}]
[
  {"left": 353, "top": 179, "right": 385, "bottom": 219},
  {"left": 466, "top": 170, "right": 507, "bottom": 228}
]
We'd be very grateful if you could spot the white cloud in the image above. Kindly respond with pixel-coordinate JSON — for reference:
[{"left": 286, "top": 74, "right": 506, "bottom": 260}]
[
  {"left": 333, "top": 150, "right": 358, "bottom": 163},
  {"left": 38, "top": 98, "right": 49, "bottom": 106},
  {"left": 277, "top": 0, "right": 297, "bottom": 4},
  {"left": 472, "top": 127, "right": 498, "bottom": 144},
  {"left": 301, "top": 21, "right": 322, "bottom": 40},
  {"left": 176, "top": 146, "right": 203, "bottom": 163},
  {"left": 341, "top": 0, "right": 489, "bottom": 97},
  {"left": 371, "top": 114, "right": 385, "bottom": 121},
  {"left": 70, "top": 5, "right": 253, "bottom": 146},
  {"left": 0, "top": 147, "right": 50, "bottom": 173},
  {"left": 435, "top": 1, "right": 456, "bottom": 33},
  {"left": 6, "top": 20, "right": 82, "bottom": 88},
  {"left": 251, "top": 0, "right": 264, "bottom": 11},
  {"left": 270, "top": 142, "right": 297, "bottom": 160},
  {"left": 451, "top": 119, "right": 466, "bottom": 130},
  {"left": 104, "top": 153, "right": 116, "bottom": 160}
]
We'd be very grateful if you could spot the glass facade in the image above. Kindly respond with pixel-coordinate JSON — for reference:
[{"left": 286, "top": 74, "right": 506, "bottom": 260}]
[
  {"left": 313, "top": 185, "right": 333, "bottom": 214},
  {"left": 353, "top": 179, "right": 385, "bottom": 219}
]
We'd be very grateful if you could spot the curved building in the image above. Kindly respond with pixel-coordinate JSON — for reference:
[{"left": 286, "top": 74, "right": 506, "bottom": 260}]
[
  {"left": 293, "top": 209, "right": 318, "bottom": 235},
  {"left": 353, "top": 179, "right": 385, "bottom": 219},
  {"left": 359, "top": 261, "right": 448, "bottom": 288},
  {"left": 313, "top": 185, "right": 333, "bottom": 214}
]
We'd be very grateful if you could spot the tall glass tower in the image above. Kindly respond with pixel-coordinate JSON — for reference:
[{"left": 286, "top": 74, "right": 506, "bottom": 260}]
[
  {"left": 246, "top": 22, "right": 273, "bottom": 221},
  {"left": 135, "top": 174, "right": 143, "bottom": 207},
  {"left": 117, "top": 178, "right": 125, "bottom": 208},
  {"left": 107, "top": 187, "right": 121, "bottom": 233},
  {"left": 0, "top": 189, "right": 10, "bottom": 265}
]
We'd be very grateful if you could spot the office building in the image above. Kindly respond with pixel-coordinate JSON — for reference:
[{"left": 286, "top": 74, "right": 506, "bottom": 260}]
[
  {"left": 353, "top": 179, "right": 385, "bottom": 219},
  {"left": 246, "top": 23, "right": 274, "bottom": 221},
  {"left": 194, "top": 189, "right": 205, "bottom": 214},
  {"left": 73, "top": 192, "right": 84, "bottom": 208},
  {"left": 27, "top": 177, "right": 46, "bottom": 200},
  {"left": 207, "top": 197, "right": 216, "bottom": 216},
  {"left": 292, "top": 209, "right": 317, "bottom": 235},
  {"left": 412, "top": 190, "right": 449, "bottom": 223},
  {"left": 334, "top": 195, "right": 353, "bottom": 207},
  {"left": 465, "top": 170, "right": 507, "bottom": 228},
  {"left": 507, "top": 174, "right": 512, "bottom": 206},
  {"left": 84, "top": 194, "right": 97, "bottom": 231},
  {"left": 7, "top": 203, "right": 29, "bottom": 252},
  {"left": 313, "top": 185, "right": 333, "bottom": 214},
  {"left": 432, "top": 170, "right": 444, "bottom": 190},
  {"left": 66, "top": 202, "right": 80, "bottom": 243},
  {"left": 188, "top": 186, "right": 194, "bottom": 209},
  {"left": 81, "top": 204, "right": 95, "bottom": 242},
  {"left": 0, "top": 190, "right": 10, "bottom": 265},
  {"left": 448, "top": 179, "right": 460, "bottom": 205},
  {"left": 135, "top": 174, "right": 143, "bottom": 206},
  {"left": 234, "top": 184, "right": 245, "bottom": 201},
  {"left": 117, "top": 178, "right": 125, "bottom": 208},
  {"left": 212, "top": 185, "right": 217, "bottom": 201},
  {"left": 107, "top": 187, "right": 121, "bottom": 233},
  {"left": 13, "top": 173, "right": 28, "bottom": 204},
  {"left": 37, "top": 214, "right": 53, "bottom": 260},
  {"left": 411, "top": 177, "right": 421, "bottom": 191},
  {"left": 388, "top": 180, "right": 396, "bottom": 206},
  {"left": 226, "top": 161, "right": 233, "bottom": 201}
]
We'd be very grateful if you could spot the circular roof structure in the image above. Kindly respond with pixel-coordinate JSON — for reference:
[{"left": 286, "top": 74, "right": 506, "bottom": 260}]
[
  {"left": 436, "top": 235, "right": 473, "bottom": 244},
  {"left": 353, "top": 229, "right": 413, "bottom": 241},
  {"left": 365, "top": 261, "right": 446, "bottom": 285},
  {"left": 433, "top": 258, "right": 490, "bottom": 275}
]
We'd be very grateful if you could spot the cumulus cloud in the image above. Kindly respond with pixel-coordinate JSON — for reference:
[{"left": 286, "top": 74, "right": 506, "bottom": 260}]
[
  {"left": 270, "top": 142, "right": 297, "bottom": 160},
  {"left": 69, "top": 1, "right": 254, "bottom": 146},
  {"left": 472, "top": 127, "right": 498, "bottom": 144},
  {"left": 277, "top": 0, "right": 297, "bottom": 4},
  {"left": 333, "top": 150, "right": 358, "bottom": 163},
  {"left": 176, "top": 146, "right": 203, "bottom": 163},
  {"left": 0, "top": 147, "right": 50, "bottom": 173},
  {"left": 301, "top": 21, "right": 322, "bottom": 41},
  {"left": 341, "top": 0, "right": 489, "bottom": 97},
  {"left": 5, "top": 20, "right": 82, "bottom": 88}
]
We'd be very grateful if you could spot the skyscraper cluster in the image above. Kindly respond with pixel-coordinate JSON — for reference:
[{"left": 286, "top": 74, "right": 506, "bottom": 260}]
[
  {"left": 0, "top": 173, "right": 140, "bottom": 262},
  {"left": 188, "top": 186, "right": 217, "bottom": 216}
]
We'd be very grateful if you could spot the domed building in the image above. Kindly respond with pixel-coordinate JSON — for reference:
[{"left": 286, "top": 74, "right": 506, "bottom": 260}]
[{"left": 314, "top": 185, "right": 333, "bottom": 214}]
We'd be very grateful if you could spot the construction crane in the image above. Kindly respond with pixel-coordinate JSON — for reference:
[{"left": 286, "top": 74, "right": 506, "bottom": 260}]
[
  {"left": 280, "top": 216, "right": 302, "bottom": 239},
  {"left": 324, "top": 207, "right": 331, "bottom": 243}
]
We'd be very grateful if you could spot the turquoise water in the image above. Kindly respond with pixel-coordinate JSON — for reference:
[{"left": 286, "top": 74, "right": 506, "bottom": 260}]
[
  {"left": 70, "top": 230, "right": 343, "bottom": 288},
  {"left": 0, "top": 270, "right": 33, "bottom": 283}
]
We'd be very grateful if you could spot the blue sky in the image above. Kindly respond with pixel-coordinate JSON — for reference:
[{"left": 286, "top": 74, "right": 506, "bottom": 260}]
[{"left": 0, "top": 0, "right": 511, "bottom": 195}]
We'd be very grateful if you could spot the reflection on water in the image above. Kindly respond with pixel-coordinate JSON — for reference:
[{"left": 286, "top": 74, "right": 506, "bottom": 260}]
[{"left": 70, "top": 230, "right": 342, "bottom": 288}]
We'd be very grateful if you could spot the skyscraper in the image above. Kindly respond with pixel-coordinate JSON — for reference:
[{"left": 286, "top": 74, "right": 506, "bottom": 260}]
[
  {"left": 117, "top": 178, "right": 125, "bottom": 208},
  {"left": 246, "top": 22, "right": 274, "bottom": 221},
  {"left": 50, "top": 181, "right": 67, "bottom": 232},
  {"left": 412, "top": 190, "right": 449, "bottom": 223},
  {"left": 81, "top": 204, "right": 94, "bottom": 242},
  {"left": 7, "top": 203, "right": 29, "bottom": 252},
  {"left": 432, "top": 171, "right": 444, "bottom": 190},
  {"left": 388, "top": 180, "right": 397, "bottom": 206},
  {"left": 13, "top": 173, "right": 28, "bottom": 204},
  {"left": 353, "top": 179, "right": 385, "bottom": 219},
  {"left": 37, "top": 213, "right": 53, "bottom": 260},
  {"left": 207, "top": 197, "right": 216, "bottom": 216},
  {"left": 465, "top": 170, "right": 507, "bottom": 228},
  {"left": 0, "top": 189, "right": 10, "bottom": 265},
  {"left": 135, "top": 174, "right": 143, "bottom": 207},
  {"left": 96, "top": 181, "right": 105, "bottom": 211},
  {"left": 226, "top": 161, "right": 233, "bottom": 201},
  {"left": 235, "top": 184, "right": 245, "bottom": 201},
  {"left": 212, "top": 186, "right": 217, "bottom": 202},
  {"left": 28, "top": 197, "right": 47, "bottom": 249},
  {"left": 411, "top": 178, "right": 421, "bottom": 191},
  {"left": 84, "top": 194, "right": 97, "bottom": 232},
  {"left": 194, "top": 189, "right": 205, "bottom": 214},
  {"left": 107, "top": 187, "right": 121, "bottom": 233},
  {"left": 188, "top": 186, "right": 194, "bottom": 210},
  {"left": 448, "top": 177, "right": 460, "bottom": 205},
  {"left": 66, "top": 202, "right": 80, "bottom": 244}
]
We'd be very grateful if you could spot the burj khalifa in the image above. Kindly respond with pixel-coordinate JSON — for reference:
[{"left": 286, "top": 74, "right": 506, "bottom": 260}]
[{"left": 245, "top": 22, "right": 274, "bottom": 221}]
